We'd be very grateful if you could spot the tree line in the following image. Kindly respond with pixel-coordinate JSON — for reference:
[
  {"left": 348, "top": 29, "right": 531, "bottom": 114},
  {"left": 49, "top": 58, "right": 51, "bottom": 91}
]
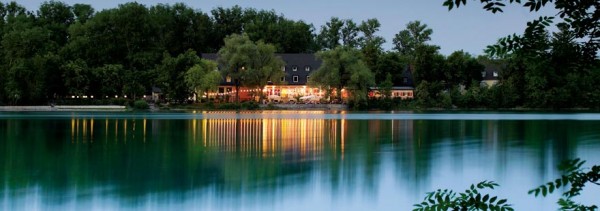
[{"left": 0, "top": 1, "right": 597, "bottom": 109}]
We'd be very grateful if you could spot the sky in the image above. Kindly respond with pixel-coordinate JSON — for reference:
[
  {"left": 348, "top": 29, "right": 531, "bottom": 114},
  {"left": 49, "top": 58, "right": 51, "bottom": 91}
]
[{"left": 18, "top": 0, "right": 558, "bottom": 56}]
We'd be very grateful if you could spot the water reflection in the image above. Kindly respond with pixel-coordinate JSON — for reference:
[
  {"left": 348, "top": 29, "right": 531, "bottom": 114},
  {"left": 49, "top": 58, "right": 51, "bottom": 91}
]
[{"left": 1, "top": 113, "right": 599, "bottom": 210}]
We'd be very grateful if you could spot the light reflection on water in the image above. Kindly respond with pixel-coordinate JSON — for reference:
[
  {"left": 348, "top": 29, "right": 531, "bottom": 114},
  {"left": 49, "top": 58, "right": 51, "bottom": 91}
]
[{"left": 1, "top": 111, "right": 600, "bottom": 210}]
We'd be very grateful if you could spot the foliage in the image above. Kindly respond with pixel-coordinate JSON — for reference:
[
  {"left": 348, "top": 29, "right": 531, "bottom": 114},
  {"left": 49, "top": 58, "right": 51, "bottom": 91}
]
[
  {"left": 529, "top": 158, "right": 600, "bottom": 210},
  {"left": 155, "top": 50, "right": 202, "bottom": 102},
  {"left": 393, "top": 21, "right": 433, "bottom": 57},
  {"left": 309, "top": 46, "right": 375, "bottom": 105},
  {"left": 133, "top": 100, "right": 149, "bottom": 110},
  {"left": 184, "top": 59, "right": 221, "bottom": 102},
  {"left": 381, "top": 73, "right": 393, "bottom": 99},
  {"left": 217, "top": 33, "right": 285, "bottom": 102},
  {"left": 413, "top": 181, "right": 513, "bottom": 211}
]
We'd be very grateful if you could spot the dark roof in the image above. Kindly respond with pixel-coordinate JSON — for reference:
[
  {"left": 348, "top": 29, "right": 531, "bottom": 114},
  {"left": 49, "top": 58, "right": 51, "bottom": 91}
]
[
  {"left": 151, "top": 86, "right": 162, "bottom": 93},
  {"left": 397, "top": 65, "right": 415, "bottom": 87},
  {"left": 201, "top": 53, "right": 322, "bottom": 86},
  {"left": 480, "top": 60, "right": 505, "bottom": 81}
]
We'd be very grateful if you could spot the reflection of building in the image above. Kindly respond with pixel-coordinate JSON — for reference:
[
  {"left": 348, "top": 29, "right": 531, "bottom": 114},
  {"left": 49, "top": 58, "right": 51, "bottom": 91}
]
[
  {"left": 70, "top": 118, "right": 148, "bottom": 143},
  {"left": 191, "top": 113, "right": 345, "bottom": 157}
]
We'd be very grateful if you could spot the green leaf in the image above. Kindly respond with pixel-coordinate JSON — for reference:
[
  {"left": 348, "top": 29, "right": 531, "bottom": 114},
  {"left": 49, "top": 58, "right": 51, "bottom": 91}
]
[
  {"left": 490, "top": 196, "right": 497, "bottom": 203},
  {"left": 497, "top": 199, "right": 507, "bottom": 205},
  {"left": 541, "top": 185, "right": 547, "bottom": 197}
]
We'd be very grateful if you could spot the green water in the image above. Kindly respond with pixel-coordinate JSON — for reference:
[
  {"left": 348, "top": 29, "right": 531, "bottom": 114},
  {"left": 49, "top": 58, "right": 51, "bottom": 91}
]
[{"left": 1, "top": 111, "right": 599, "bottom": 210}]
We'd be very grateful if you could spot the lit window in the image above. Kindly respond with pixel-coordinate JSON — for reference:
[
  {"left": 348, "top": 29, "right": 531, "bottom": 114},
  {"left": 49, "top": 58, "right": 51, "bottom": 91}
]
[
  {"left": 305, "top": 66, "right": 311, "bottom": 71},
  {"left": 292, "top": 66, "right": 298, "bottom": 71},
  {"left": 493, "top": 71, "right": 498, "bottom": 77},
  {"left": 293, "top": 76, "right": 299, "bottom": 82},
  {"left": 226, "top": 76, "right": 231, "bottom": 83}
]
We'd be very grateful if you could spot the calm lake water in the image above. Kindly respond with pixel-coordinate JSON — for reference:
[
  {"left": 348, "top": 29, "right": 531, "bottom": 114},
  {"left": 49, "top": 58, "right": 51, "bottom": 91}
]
[{"left": 1, "top": 111, "right": 599, "bottom": 211}]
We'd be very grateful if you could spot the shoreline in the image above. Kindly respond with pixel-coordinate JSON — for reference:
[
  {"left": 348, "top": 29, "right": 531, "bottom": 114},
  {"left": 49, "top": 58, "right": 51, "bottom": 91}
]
[{"left": 0, "top": 105, "right": 127, "bottom": 112}]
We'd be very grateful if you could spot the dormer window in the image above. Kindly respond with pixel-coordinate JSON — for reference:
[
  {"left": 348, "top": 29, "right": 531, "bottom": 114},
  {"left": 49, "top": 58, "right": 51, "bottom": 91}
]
[
  {"left": 282, "top": 66, "right": 286, "bottom": 72},
  {"left": 226, "top": 76, "right": 232, "bottom": 83},
  {"left": 403, "top": 77, "right": 408, "bottom": 83},
  {"left": 305, "top": 66, "right": 311, "bottom": 71},
  {"left": 493, "top": 71, "right": 498, "bottom": 77},
  {"left": 292, "top": 66, "right": 298, "bottom": 71},
  {"left": 280, "top": 77, "right": 285, "bottom": 82},
  {"left": 293, "top": 75, "right": 299, "bottom": 82},
  {"left": 482, "top": 71, "right": 486, "bottom": 77}
]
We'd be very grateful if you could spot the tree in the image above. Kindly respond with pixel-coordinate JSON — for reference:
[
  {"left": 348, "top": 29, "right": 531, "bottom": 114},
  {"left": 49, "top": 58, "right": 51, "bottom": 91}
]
[
  {"left": 37, "top": 1, "right": 73, "bottom": 46},
  {"left": 217, "top": 33, "right": 285, "bottom": 103},
  {"left": 309, "top": 46, "right": 375, "bottom": 104},
  {"left": 358, "top": 18, "right": 385, "bottom": 74},
  {"left": 380, "top": 73, "right": 393, "bottom": 99},
  {"left": 62, "top": 59, "right": 90, "bottom": 98},
  {"left": 413, "top": 181, "right": 513, "bottom": 211},
  {"left": 240, "top": 41, "right": 285, "bottom": 101},
  {"left": 184, "top": 59, "right": 221, "bottom": 102},
  {"left": 529, "top": 158, "right": 600, "bottom": 210},
  {"left": 316, "top": 17, "right": 361, "bottom": 50},
  {"left": 446, "top": 50, "right": 484, "bottom": 88},
  {"left": 156, "top": 50, "right": 202, "bottom": 102},
  {"left": 393, "top": 21, "right": 433, "bottom": 57}
]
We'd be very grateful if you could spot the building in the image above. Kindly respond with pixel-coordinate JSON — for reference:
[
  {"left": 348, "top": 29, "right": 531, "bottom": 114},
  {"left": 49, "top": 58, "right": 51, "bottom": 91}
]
[
  {"left": 480, "top": 61, "right": 503, "bottom": 87},
  {"left": 369, "top": 66, "right": 415, "bottom": 99},
  {"left": 202, "top": 53, "right": 414, "bottom": 102}
]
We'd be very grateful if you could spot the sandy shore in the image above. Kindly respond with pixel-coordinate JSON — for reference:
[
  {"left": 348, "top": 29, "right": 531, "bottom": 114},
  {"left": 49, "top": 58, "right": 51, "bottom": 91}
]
[{"left": 0, "top": 105, "right": 127, "bottom": 111}]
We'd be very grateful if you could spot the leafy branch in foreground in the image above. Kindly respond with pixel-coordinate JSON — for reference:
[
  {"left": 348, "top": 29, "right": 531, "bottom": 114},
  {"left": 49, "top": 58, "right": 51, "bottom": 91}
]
[
  {"left": 413, "top": 180, "right": 513, "bottom": 211},
  {"left": 528, "top": 158, "right": 600, "bottom": 210}
]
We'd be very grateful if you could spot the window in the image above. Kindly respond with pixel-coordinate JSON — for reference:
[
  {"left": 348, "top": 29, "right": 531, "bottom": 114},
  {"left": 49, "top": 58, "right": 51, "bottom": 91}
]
[
  {"left": 293, "top": 75, "right": 299, "bottom": 82},
  {"left": 226, "top": 76, "right": 231, "bottom": 83},
  {"left": 292, "top": 66, "right": 298, "bottom": 71},
  {"left": 282, "top": 66, "right": 286, "bottom": 72},
  {"left": 481, "top": 71, "right": 486, "bottom": 77},
  {"left": 307, "top": 76, "right": 311, "bottom": 81},
  {"left": 493, "top": 71, "right": 498, "bottom": 77},
  {"left": 305, "top": 66, "right": 311, "bottom": 71},
  {"left": 403, "top": 77, "right": 408, "bottom": 83},
  {"left": 280, "top": 77, "right": 285, "bottom": 82}
]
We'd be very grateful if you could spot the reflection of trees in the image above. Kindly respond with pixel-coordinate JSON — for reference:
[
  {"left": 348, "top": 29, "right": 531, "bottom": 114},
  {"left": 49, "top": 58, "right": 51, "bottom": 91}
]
[{"left": 1, "top": 115, "right": 598, "bottom": 206}]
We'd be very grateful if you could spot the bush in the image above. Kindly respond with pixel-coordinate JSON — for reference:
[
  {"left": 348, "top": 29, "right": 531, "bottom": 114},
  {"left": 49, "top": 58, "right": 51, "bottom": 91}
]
[
  {"left": 133, "top": 100, "right": 149, "bottom": 110},
  {"left": 241, "top": 101, "right": 259, "bottom": 110}
]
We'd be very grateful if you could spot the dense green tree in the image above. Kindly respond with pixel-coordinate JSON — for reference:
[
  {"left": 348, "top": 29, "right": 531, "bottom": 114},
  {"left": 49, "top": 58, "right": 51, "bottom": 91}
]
[
  {"left": 95, "top": 64, "right": 125, "bottom": 98},
  {"left": 155, "top": 50, "right": 202, "bottom": 102},
  {"left": 446, "top": 50, "right": 484, "bottom": 88},
  {"left": 217, "top": 34, "right": 285, "bottom": 103},
  {"left": 358, "top": 18, "right": 385, "bottom": 75},
  {"left": 184, "top": 59, "right": 221, "bottom": 102},
  {"left": 309, "top": 46, "right": 375, "bottom": 104},
  {"left": 37, "top": 1, "right": 73, "bottom": 46},
  {"left": 393, "top": 21, "right": 433, "bottom": 57},
  {"left": 71, "top": 4, "right": 94, "bottom": 23},
  {"left": 62, "top": 59, "right": 90, "bottom": 98},
  {"left": 316, "top": 17, "right": 344, "bottom": 50}
]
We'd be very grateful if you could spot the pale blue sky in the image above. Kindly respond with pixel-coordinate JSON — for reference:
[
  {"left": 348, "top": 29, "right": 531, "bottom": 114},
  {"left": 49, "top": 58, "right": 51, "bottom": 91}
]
[{"left": 18, "top": 0, "right": 557, "bottom": 56}]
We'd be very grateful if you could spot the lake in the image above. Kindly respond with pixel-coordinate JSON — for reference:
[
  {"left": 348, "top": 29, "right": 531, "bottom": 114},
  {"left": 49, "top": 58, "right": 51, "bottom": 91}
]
[{"left": 1, "top": 111, "right": 599, "bottom": 210}]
